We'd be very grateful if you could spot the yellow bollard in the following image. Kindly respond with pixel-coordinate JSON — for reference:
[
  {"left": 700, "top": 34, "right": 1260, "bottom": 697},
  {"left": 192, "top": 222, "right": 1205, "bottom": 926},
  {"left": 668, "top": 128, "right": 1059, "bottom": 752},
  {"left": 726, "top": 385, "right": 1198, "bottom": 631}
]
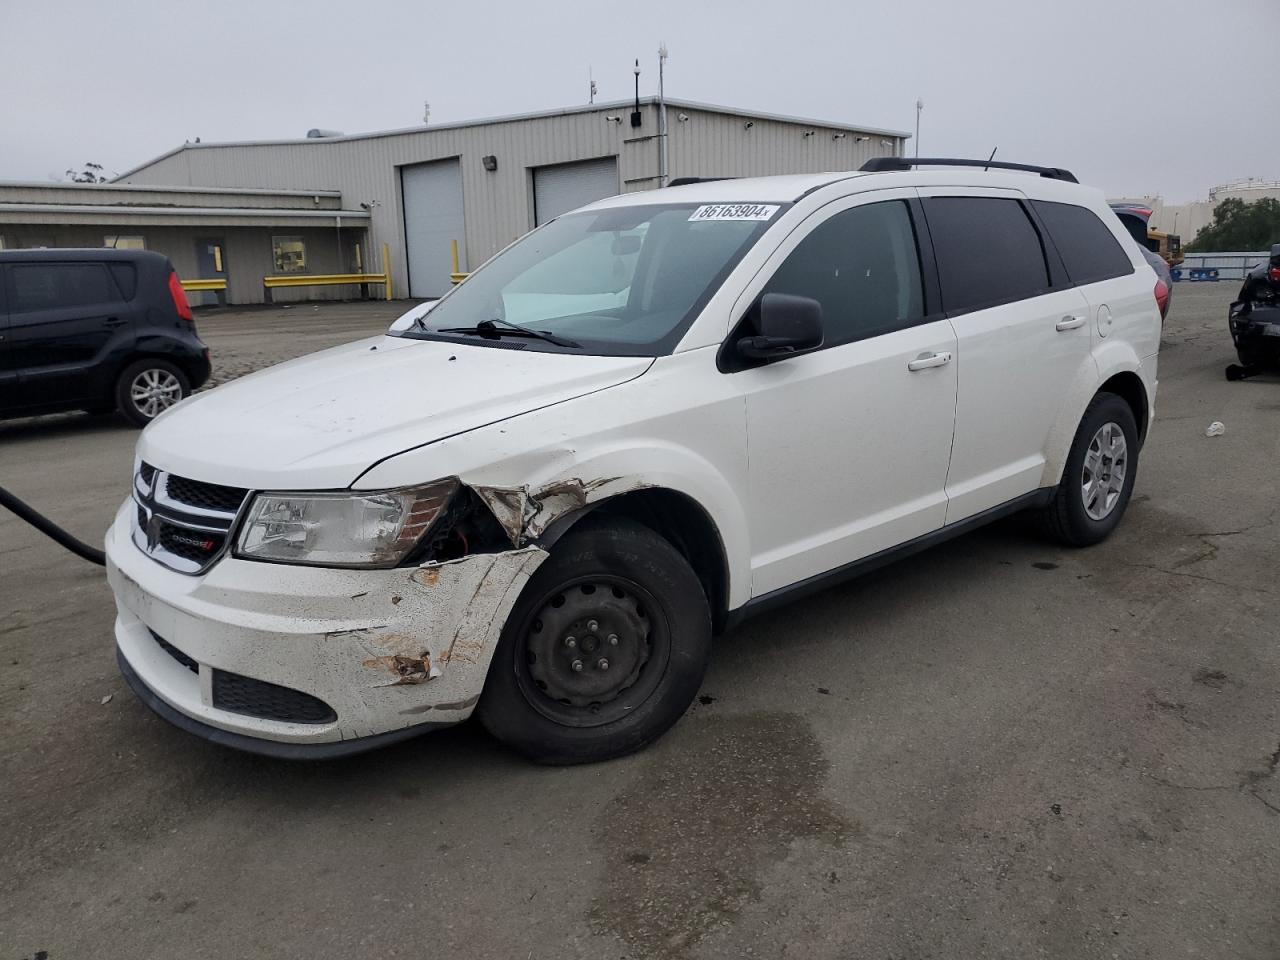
[{"left": 382, "top": 242, "right": 392, "bottom": 300}]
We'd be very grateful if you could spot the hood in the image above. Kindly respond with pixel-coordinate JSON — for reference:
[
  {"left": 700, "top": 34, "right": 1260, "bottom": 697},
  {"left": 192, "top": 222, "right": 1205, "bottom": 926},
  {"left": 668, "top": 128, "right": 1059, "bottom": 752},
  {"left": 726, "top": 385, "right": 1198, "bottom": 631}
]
[{"left": 139, "top": 335, "right": 652, "bottom": 490}]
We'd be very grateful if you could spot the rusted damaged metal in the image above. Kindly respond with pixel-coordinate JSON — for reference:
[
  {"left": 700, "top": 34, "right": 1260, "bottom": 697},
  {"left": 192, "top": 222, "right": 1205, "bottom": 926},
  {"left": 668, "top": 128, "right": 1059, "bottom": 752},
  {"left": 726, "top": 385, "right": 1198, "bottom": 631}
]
[
  {"left": 362, "top": 652, "right": 437, "bottom": 685},
  {"left": 470, "top": 477, "right": 623, "bottom": 546}
]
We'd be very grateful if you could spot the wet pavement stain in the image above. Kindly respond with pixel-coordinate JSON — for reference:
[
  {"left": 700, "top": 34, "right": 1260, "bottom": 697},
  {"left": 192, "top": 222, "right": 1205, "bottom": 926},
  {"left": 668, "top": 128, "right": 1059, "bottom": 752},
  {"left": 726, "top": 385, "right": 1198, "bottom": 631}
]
[{"left": 589, "top": 712, "right": 854, "bottom": 958}]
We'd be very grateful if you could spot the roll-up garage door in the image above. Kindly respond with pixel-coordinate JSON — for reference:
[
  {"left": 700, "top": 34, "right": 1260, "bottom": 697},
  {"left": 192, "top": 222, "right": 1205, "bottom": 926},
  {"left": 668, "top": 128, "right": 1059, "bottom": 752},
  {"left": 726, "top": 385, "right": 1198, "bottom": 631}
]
[
  {"left": 532, "top": 157, "right": 620, "bottom": 226},
  {"left": 401, "top": 158, "right": 465, "bottom": 298}
]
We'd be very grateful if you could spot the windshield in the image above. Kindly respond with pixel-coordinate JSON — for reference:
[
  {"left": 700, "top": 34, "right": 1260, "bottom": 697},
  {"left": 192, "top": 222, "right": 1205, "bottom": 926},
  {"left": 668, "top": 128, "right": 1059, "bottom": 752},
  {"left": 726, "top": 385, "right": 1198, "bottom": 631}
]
[{"left": 395, "top": 202, "right": 783, "bottom": 355}]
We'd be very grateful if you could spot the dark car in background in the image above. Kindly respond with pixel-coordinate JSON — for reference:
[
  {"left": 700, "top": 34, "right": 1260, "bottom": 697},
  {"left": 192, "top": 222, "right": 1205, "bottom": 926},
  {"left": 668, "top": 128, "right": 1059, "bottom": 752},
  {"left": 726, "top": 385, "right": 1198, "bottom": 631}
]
[
  {"left": 1111, "top": 204, "right": 1173, "bottom": 320},
  {"left": 0, "top": 249, "right": 210, "bottom": 426}
]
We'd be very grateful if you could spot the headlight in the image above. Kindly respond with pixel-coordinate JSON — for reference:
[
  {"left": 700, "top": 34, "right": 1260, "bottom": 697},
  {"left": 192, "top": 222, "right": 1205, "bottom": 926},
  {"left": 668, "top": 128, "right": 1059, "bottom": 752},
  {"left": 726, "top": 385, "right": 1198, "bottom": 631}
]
[{"left": 235, "top": 480, "right": 457, "bottom": 568}]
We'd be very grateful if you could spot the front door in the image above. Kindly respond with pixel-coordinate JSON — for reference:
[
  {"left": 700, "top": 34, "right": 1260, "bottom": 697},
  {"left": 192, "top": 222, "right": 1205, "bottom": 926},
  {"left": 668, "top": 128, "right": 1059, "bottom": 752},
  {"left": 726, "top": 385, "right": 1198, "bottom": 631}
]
[
  {"left": 731, "top": 193, "right": 959, "bottom": 597},
  {"left": 195, "top": 238, "right": 227, "bottom": 306},
  {"left": 4, "top": 261, "right": 129, "bottom": 408},
  {"left": 917, "top": 191, "right": 1093, "bottom": 523}
]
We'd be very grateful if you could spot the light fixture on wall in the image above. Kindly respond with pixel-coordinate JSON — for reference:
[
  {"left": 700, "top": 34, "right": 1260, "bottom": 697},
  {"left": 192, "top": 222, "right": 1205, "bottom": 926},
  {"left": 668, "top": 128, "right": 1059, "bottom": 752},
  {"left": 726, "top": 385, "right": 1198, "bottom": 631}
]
[
  {"left": 854, "top": 136, "right": 869, "bottom": 143},
  {"left": 481, "top": 155, "right": 498, "bottom": 172},
  {"left": 677, "top": 113, "right": 689, "bottom": 122},
  {"left": 832, "top": 132, "right": 846, "bottom": 140},
  {"left": 803, "top": 130, "right": 816, "bottom": 138},
  {"left": 604, "top": 115, "right": 622, "bottom": 124},
  {"left": 880, "top": 139, "right": 893, "bottom": 147},
  {"left": 743, "top": 121, "right": 754, "bottom": 130}
]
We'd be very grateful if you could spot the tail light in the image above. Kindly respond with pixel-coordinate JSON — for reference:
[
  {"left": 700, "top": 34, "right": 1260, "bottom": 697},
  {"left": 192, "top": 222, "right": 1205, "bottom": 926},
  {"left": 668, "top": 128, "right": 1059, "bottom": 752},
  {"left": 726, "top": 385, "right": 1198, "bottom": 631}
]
[
  {"left": 1154, "top": 279, "right": 1170, "bottom": 319},
  {"left": 167, "top": 271, "right": 194, "bottom": 323},
  {"left": 1269, "top": 266, "right": 1280, "bottom": 283}
]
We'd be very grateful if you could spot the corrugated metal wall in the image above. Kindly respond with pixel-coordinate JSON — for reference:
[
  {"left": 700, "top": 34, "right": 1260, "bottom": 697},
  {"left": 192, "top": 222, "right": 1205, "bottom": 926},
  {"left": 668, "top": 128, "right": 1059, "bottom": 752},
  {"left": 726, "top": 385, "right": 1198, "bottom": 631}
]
[{"left": 120, "top": 103, "right": 904, "bottom": 298}]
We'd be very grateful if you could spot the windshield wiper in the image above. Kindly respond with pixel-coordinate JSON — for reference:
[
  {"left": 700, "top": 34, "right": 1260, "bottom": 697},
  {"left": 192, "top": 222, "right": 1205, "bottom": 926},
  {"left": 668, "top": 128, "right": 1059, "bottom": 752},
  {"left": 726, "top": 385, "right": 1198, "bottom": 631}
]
[{"left": 437, "top": 317, "right": 581, "bottom": 348}]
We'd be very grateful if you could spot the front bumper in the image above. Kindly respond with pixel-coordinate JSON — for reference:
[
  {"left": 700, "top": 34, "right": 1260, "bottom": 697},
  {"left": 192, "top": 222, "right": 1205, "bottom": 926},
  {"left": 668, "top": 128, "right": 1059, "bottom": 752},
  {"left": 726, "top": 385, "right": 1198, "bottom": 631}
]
[{"left": 105, "top": 500, "right": 546, "bottom": 755}]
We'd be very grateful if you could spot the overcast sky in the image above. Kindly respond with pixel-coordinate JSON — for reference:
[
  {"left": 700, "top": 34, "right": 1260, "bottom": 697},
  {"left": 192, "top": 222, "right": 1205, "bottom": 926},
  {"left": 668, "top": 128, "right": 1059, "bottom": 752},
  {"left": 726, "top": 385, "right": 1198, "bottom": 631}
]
[{"left": 2, "top": 0, "right": 1276, "bottom": 202}]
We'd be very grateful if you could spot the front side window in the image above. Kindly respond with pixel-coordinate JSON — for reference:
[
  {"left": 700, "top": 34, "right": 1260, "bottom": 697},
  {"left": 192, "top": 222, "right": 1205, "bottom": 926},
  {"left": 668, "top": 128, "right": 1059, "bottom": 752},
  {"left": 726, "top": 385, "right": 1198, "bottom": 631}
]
[
  {"left": 761, "top": 200, "right": 926, "bottom": 347},
  {"left": 272, "top": 236, "right": 307, "bottom": 273},
  {"left": 1032, "top": 201, "right": 1133, "bottom": 286},
  {"left": 9, "top": 263, "right": 115, "bottom": 312},
  {"left": 924, "top": 196, "right": 1051, "bottom": 315},
  {"left": 399, "top": 202, "right": 779, "bottom": 356}
]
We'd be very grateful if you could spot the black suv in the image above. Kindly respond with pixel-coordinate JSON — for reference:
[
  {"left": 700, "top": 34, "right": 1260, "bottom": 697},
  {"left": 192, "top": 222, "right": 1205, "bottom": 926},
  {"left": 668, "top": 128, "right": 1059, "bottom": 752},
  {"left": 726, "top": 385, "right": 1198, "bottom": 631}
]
[{"left": 0, "top": 249, "right": 211, "bottom": 426}]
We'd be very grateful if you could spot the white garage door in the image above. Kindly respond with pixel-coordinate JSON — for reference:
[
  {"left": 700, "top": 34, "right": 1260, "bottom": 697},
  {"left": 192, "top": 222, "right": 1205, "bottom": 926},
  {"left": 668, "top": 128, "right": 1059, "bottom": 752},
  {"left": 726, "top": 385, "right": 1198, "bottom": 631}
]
[
  {"left": 401, "top": 158, "right": 466, "bottom": 298},
  {"left": 533, "top": 157, "right": 620, "bottom": 226}
]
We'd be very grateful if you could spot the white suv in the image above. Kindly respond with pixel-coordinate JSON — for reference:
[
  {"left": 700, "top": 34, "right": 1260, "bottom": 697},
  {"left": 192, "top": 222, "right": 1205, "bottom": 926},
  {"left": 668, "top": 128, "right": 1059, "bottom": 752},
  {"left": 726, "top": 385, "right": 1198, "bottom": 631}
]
[{"left": 106, "top": 159, "right": 1161, "bottom": 763}]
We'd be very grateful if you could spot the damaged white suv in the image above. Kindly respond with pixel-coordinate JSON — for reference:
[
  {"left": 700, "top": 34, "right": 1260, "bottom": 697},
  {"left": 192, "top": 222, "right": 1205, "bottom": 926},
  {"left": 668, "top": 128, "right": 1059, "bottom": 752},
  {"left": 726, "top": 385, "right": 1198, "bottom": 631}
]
[{"left": 106, "top": 158, "right": 1162, "bottom": 763}]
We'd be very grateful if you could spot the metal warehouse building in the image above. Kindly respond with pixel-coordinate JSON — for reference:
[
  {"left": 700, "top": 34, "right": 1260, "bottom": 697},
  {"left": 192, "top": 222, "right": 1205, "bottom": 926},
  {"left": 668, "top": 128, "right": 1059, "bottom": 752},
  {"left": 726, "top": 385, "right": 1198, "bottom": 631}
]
[{"left": 1, "top": 98, "right": 907, "bottom": 305}]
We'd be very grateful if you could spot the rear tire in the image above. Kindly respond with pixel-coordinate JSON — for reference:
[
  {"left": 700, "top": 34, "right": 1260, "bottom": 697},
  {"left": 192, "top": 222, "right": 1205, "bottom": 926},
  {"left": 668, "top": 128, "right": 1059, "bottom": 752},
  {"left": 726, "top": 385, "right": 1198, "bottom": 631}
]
[
  {"left": 115, "top": 359, "right": 190, "bottom": 427},
  {"left": 478, "top": 520, "right": 712, "bottom": 765},
  {"left": 1039, "top": 392, "right": 1139, "bottom": 547}
]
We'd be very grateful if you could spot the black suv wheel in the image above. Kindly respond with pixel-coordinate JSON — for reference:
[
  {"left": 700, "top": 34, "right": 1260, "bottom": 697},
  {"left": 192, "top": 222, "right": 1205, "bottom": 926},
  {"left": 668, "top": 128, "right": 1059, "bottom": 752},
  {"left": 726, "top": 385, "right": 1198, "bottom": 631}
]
[
  {"left": 116, "top": 359, "right": 191, "bottom": 427},
  {"left": 478, "top": 520, "right": 712, "bottom": 765}
]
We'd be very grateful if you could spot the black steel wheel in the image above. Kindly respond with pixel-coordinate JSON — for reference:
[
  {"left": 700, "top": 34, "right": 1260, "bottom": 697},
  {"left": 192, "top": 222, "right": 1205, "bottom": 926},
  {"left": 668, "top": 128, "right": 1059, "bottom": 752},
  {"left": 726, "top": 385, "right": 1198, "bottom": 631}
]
[{"left": 478, "top": 519, "right": 711, "bottom": 764}]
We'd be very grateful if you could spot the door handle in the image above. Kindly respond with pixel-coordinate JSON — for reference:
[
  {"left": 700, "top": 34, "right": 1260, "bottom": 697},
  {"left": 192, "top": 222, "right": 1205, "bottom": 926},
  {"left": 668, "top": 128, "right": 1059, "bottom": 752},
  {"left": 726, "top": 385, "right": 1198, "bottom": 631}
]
[
  {"left": 907, "top": 351, "right": 953, "bottom": 372},
  {"left": 104, "top": 316, "right": 126, "bottom": 327},
  {"left": 1055, "top": 315, "right": 1086, "bottom": 331}
]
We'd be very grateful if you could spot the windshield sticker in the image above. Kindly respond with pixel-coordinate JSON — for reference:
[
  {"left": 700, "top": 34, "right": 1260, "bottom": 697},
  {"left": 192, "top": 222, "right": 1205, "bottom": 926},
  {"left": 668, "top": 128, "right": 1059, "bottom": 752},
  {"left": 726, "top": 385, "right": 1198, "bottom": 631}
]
[{"left": 688, "top": 204, "right": 780, "bottom": 222}]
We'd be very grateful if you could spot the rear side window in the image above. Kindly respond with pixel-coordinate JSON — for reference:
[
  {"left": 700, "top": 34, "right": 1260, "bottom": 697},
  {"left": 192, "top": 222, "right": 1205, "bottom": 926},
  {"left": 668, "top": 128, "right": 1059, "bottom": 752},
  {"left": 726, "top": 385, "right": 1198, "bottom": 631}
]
[
  {"left": 1033, "top": 201, "right": 1134, "bottom": 285},
  {"left": 923, "top": 197, "right": 1050, "bottom": 315},
  {"left": 9, "top": 263, "right": 117, "bottom": 312},
  {"left": 762, "top": 199, "right": 926, "bottom": 347},
  {"left": 107, "top": 262, "right": 138, "bottom": 300}
]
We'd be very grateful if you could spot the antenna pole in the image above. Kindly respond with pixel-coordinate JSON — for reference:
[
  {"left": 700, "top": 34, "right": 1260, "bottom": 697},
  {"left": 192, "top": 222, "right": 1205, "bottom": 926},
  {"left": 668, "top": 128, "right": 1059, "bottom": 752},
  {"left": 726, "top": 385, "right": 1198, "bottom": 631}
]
[
  {"left": 658, "top": 43, "right": 669, "bottom": 187},
  {"left": 914, "top": 98, "right": 923, "bottom": 158}
]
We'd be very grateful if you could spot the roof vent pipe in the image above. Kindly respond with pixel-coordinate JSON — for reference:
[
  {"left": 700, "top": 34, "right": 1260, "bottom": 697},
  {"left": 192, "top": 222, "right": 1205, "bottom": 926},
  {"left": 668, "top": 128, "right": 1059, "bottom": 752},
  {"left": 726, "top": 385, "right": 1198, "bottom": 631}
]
[{"left": 306, "top": 128, "right": 344, "bottom": 139}]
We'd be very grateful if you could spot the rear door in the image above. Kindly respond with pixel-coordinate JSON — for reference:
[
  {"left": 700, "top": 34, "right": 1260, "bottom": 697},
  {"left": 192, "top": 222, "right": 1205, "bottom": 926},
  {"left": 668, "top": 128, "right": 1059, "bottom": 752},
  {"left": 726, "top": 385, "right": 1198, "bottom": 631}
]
[
  {"left": 918, "top": 190, "right": 1093, "bottom": 522},
  {"left": 0, "top": 273, "right": 14, "bottom": 408},
  {"left": 1031, "top": 200, "right": 1157, "bottom": 358},
  {"left": 4, "top": 260, "right": 130, "bottom": 408}
]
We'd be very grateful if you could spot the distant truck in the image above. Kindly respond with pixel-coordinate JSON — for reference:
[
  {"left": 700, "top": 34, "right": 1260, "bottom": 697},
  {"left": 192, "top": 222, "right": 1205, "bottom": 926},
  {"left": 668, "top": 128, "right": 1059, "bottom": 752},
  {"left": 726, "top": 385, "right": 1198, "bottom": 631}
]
[{"left": 1110, "top": 203, "right": 1183, "bottom": 267}]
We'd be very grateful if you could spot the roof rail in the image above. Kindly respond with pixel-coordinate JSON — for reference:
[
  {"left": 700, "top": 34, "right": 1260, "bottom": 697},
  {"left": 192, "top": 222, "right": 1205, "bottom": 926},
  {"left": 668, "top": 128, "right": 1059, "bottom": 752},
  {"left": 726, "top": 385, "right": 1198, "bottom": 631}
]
[
  {"left": 859, "top": 157, "right": 1078, "bottom": 183},
  {"left": 667, "top": 176, "right": 734, "bottom": 187}
]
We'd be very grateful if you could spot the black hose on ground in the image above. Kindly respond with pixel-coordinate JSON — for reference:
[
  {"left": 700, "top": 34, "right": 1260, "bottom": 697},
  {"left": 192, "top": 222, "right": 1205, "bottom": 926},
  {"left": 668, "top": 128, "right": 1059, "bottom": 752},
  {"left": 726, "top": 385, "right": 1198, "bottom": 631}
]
[{"left": 0, "top": 484, "right": 107, "bottom": 567}]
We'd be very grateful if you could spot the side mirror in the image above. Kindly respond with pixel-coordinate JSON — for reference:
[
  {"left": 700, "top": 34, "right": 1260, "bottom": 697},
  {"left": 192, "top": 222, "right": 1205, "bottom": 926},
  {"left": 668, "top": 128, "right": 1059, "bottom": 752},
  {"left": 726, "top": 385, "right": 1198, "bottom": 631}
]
[{"left": 736, "top": 293, "right": 824, "bottom": 362}]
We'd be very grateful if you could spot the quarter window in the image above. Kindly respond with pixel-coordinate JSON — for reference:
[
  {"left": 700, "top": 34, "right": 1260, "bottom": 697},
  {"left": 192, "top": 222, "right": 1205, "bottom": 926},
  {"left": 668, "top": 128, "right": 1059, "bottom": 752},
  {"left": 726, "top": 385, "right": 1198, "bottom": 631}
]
[
  {"left": 923, "top": 197, "right": 1051, "bottom": 315},
  {"left": 1032, "top": 201, "right": 1134, "bottom": 285},
  {"left": 9, "top": 263, "right": 116, "bottom": 312},
  {"left": 761, "top": 200, "right": 926, "bottom": 347},
  {"left": 272, "top": 236, "right": 307, "bottom": 273}
]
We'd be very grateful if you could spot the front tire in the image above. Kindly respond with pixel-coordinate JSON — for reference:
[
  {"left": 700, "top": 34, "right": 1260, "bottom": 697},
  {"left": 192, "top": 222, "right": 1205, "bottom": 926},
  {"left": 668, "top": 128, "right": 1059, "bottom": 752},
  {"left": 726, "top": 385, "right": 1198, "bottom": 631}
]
[
  {"left": 1039, "top": 392, "right": 1139, "bottom": 547},
  {"left": 115, "top": 359, "right": 190, "bottom": 427},
  {"left": 478, "top": 520, "right": 712, "bottom": 765}
]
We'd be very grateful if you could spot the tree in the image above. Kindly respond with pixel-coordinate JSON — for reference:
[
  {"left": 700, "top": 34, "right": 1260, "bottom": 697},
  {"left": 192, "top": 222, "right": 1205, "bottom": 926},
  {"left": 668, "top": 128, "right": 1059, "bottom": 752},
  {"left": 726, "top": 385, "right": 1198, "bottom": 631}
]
[
  {"left": 1186, "top": 197, "right": 1280, "bottom": 251},
  {"left": 64, "top": 161, "right": 108, "bottom": 183}
]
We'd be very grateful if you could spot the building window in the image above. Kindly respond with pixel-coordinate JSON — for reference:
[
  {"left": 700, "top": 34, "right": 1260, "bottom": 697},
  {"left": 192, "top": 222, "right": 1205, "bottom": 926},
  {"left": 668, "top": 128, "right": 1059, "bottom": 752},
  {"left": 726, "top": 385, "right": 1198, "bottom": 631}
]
[
  {"left": 272, "top": 236, "right": 307, "bottom": 273},
  {"left": 104, "top": 235, "right": 146, "bottom": 250}
]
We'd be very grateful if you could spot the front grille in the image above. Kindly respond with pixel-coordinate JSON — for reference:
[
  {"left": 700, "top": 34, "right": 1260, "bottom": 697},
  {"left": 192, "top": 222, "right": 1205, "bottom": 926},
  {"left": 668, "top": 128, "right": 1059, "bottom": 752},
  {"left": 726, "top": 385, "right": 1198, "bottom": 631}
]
[
  {"left": 150, "top": 630, "right": 198, "bottom": 673},
  {"left": 165, "top": 475, "right": 249, "bottom": 513},
  {"left": 211, "top": 670, "right": 337, "bottom": 725},
  {"left": 133, "top": 462, "right": 250, "bottom": 575}
]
